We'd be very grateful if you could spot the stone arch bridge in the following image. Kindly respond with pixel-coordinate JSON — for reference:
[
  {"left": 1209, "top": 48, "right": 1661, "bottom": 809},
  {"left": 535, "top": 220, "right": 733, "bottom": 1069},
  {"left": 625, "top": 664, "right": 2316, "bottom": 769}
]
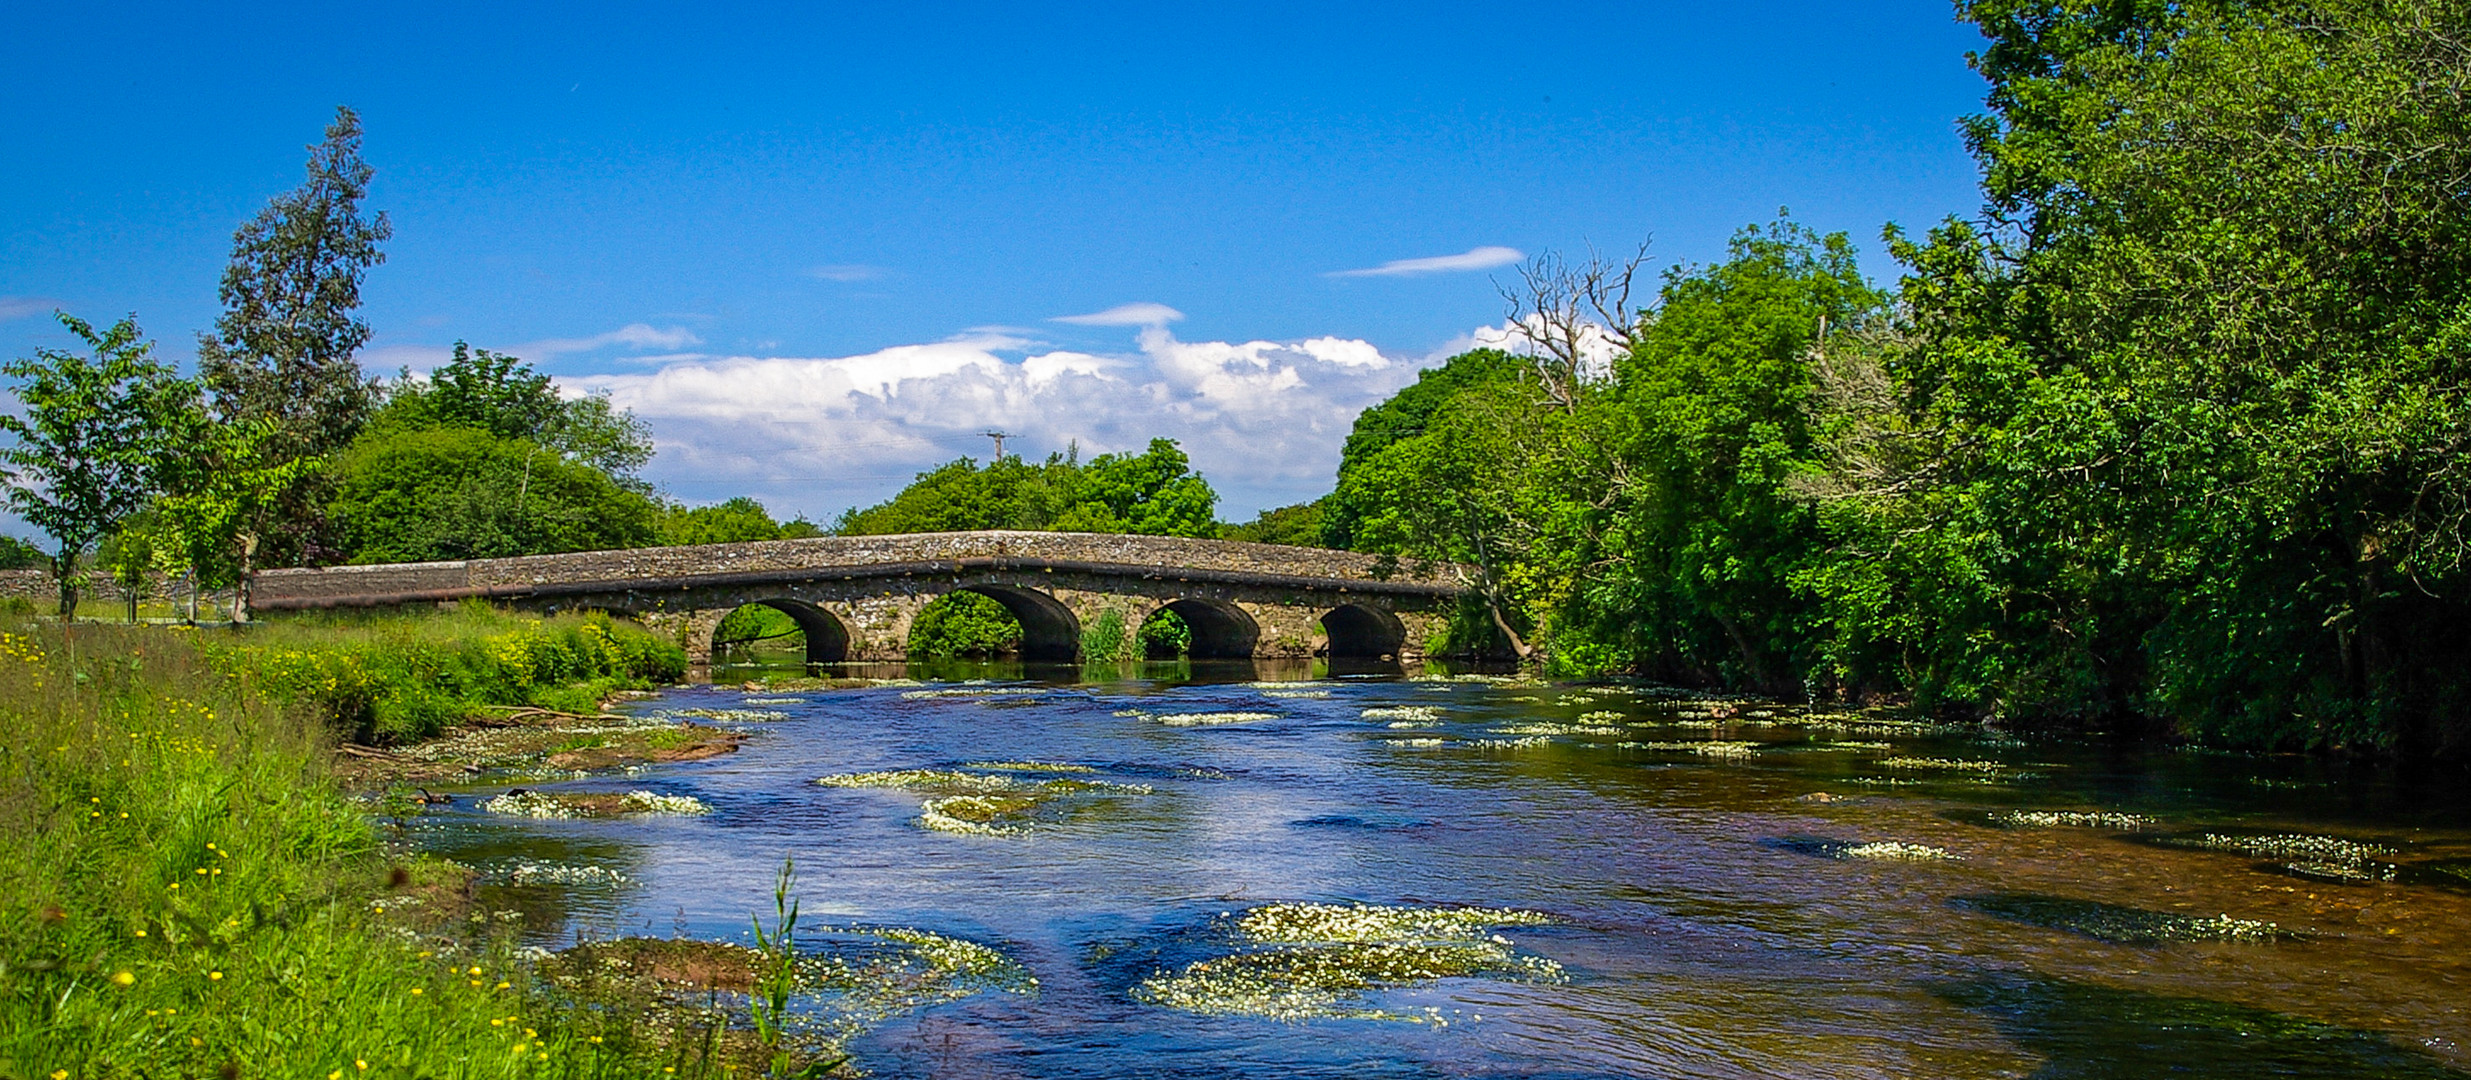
[{"left": 250, "top": 531, "right": 1468, "bottom": 664}]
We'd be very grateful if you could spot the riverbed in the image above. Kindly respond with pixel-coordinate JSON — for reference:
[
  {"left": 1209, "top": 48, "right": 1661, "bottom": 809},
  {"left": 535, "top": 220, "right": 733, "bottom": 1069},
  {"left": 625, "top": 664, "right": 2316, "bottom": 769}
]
[{"left": 403, "top": 662, "right": 2471, "bottom": 1078}]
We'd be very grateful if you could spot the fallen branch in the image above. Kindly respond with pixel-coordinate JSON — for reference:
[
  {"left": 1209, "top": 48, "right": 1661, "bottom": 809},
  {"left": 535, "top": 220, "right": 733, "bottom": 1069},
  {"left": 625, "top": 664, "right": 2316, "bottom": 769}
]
[{"left": 471, "top": 704, "right": 630, "bottom": 724}]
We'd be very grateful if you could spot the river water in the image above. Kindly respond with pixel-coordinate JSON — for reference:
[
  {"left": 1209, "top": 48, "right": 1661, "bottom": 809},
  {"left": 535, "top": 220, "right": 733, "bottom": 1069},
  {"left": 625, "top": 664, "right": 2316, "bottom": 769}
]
[{"left": 407, "top": 662, "right": 2471, "bottom": 1079}]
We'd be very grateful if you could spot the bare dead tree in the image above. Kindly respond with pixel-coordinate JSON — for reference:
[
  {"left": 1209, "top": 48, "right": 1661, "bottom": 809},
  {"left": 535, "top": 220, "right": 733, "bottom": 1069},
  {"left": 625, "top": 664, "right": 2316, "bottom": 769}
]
[{"left": 1497, "top": 243, "right": 1651, "bottom": 409}]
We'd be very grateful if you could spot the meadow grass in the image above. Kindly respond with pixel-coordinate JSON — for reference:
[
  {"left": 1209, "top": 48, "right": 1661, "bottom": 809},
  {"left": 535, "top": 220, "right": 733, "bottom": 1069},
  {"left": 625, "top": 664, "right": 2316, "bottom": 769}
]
[
  {"left": 0, "top": 616, "right": 763, "bottom": 1079},
  {"left": 196, "top": 603, "right": 688, "bottom": 744}
]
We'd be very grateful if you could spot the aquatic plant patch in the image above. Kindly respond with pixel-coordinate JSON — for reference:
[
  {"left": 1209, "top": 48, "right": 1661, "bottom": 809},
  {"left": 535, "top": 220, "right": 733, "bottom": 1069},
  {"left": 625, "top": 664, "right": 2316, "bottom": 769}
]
[
  {"left": 1880, "top": 757, "right": 2006, "bottom": 772},
  {"left": 656, "top": 707, "right": 790, "bottom": 723},
  {"left": 815, "top": 767, "right": 1153, "bottom": 835},
  {"left": 538, "top": 926, "right": 1036, "bottom": 1068},
  {"left": 1131, "top": 903, "right": 1563, "bottom": 1022},
  {"left": 1634, "top": 741, "right": 1762, "bottom": 758},
  {"left": 480, "top": 789, "right": 715, "bottom": 818},
  {"left": 1988, "top": 810, "right": 2155, "bottom": 830},
  {"left": 900, "top": 686, "right": 1048, "bottom": 700},
  {"left": 2150, "top": 832, "right": 2400, "bottom": 881},
  {"left": 1768, "top": 837, "right": 1959, "bottom": 861},
  {"left": 1952, "top": 893, "right": 2301, "bottom": 944},
  {"left": 1490, "top": 722, "right": 1624, "bottom": 737},
  {"left": 506, "top": 861, "right": 630, "bottom": 885},
  {"left": 1150, "top": 710, "right": 1282, "bottom": 727},
  {"left": 1361, "top": 706, "right": 1441, "bottom": 722}
]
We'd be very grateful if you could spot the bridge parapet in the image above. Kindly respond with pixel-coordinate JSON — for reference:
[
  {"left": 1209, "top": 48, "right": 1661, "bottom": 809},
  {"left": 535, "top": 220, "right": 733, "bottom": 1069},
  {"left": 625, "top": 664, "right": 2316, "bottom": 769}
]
[{"left": 252, "top": 531, "right": 1460, "bottom": 609}]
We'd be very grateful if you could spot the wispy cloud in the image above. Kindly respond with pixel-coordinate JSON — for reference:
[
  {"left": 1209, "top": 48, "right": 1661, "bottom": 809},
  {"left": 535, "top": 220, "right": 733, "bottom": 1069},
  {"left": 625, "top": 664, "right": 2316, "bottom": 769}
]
[
  {"left": 0, "top": 297, "right": 58, "bottom": 321},
  {"left": 1051, "top": 302, "right": 1184, "bottom": 327},
  {"left": 522, "top": 323, "right": 703, "bottom": 358},
  {"left": 1329, "top": 246, "right": 1525, "bottom": 278},
  {"left": 806, "top": 264, "right": 885, "bottom": 282}
]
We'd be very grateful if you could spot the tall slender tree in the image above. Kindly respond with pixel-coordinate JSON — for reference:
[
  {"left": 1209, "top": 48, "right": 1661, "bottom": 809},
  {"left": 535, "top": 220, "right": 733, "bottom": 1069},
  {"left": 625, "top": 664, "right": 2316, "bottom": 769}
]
[
  {"left": 196, "top": 105, "right": 390, "bottom": 562},
  {"left": 0, "top": 314, "right": 188, "bottom": 618}
]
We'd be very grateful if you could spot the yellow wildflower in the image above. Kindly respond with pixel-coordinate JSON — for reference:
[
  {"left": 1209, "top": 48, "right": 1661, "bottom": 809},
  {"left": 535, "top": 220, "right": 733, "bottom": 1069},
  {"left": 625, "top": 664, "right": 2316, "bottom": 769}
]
[{"left": 110, "top": 970, "right": 134, "bottom": 986}]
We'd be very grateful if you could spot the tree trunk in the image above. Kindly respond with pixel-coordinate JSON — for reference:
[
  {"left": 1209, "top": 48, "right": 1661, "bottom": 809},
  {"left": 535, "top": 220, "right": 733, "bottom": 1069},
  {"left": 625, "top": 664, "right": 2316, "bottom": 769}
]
[
  {"left": 232, "top": 533, "right": 258, "bottom": 624},
  {"left": 53, "top": 545, "right": 77, "bottom": 621}
]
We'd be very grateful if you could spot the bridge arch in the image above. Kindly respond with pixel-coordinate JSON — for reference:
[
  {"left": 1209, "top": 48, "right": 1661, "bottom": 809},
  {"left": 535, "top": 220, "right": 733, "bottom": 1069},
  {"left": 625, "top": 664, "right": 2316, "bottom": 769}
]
[
  {"left": 1321, "top": 602, "right": 1406, "bottom": 660},
  {"left": 1143, "top": 598, "right": 1259, "bottom": 659},
  {"left": 714, "top": 598, "right": 850, "bottom": 665},
  {"left": 950, "top": 584, "right": 1081, "bottom": 661}
]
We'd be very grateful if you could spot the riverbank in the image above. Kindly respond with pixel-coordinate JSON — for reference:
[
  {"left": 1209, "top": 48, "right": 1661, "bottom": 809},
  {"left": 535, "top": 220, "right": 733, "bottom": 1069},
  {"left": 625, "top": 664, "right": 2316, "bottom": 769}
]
[{"left": 0, "top": 614, "right": 833, "bottom": 1078}]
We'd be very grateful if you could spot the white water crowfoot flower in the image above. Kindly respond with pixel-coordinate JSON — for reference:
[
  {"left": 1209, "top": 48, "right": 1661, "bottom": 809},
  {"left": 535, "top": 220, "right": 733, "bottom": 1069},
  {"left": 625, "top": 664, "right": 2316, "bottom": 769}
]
[
  {"left": 816, "top": 766, "right": 1153, "bottom": 836},
  {"left": 1132, "top": 903, "right": 1563, "bottom": 1022}
]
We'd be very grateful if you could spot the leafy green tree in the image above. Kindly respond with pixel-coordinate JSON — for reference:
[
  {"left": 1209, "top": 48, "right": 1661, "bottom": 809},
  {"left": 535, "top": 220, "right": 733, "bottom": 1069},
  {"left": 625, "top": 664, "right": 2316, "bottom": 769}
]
[
  {"left": 660, "top": 497, "right": 797, "bottom": 546},
  {"left": 0, "top": 535, "right": 45, "bottom": 571},
  {"left": 369, "top": 344, "right": 654, "bottom": 482},
  {"left": 95, "top": 509, "right": 158, "bottom": 623},
  {"left": 1320, "top": 349, "right": 1526, "bottom": 549},
  {"left": 1800, "top": 0, "right": 2471, "bottom": 749},
  {"left": 1221, "top": 501, "right": 1326, "bottom": 547},
  {"left": 906, "top": 592, "right": 1023, "bottom": 657},
  {"left": 1055, "top": 439, "right": 1219, "bottom": 537},
  {"left": 1566, "top": 220, "right": 1882, "bottom": 689},
  {"left": 837, "top": 439, "right": 1219, "bottom": 538},
  {"left": 326, "top": 427, "right": 659, "bottom": 563},
  {"left": 197, "top": 106, "right": 390, "bottom": 463},
  {"left": 1138, "top": 607, "right": 1192, "bottom": 658},
  {"left": 149, "top": 413, "right": 318, "bottom": 622},
  {"left": 0, "top": 313, "right": 188, "bottom": 617}
]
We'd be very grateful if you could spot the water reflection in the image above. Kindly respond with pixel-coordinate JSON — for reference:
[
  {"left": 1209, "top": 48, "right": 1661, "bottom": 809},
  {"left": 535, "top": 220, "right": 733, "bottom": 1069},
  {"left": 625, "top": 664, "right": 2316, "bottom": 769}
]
[{"left": 405, "top": 665, "right": 2471, "bottom": 1078}]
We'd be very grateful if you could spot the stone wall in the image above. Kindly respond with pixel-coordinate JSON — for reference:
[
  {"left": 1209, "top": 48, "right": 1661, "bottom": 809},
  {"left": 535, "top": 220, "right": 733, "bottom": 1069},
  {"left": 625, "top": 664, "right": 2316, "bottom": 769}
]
[
  {"left": 252, "top": 531, "right": 1460, "bottom": 607},
  {"left": 0, "top": 568, "right": 196, "bottom": 611}
]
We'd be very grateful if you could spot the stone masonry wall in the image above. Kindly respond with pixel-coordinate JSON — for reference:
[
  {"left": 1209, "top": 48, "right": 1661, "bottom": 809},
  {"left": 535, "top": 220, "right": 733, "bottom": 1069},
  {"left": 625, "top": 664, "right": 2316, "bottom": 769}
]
[{"left": 251, "top": 530, "right": 1457, "bottom": 606}]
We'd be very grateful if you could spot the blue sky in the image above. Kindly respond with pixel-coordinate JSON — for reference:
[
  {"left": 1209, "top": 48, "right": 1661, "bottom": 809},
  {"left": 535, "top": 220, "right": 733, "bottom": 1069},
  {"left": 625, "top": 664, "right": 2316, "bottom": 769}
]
[{"left": 2, "top": 2, "right": 1990, "bottom": 527}]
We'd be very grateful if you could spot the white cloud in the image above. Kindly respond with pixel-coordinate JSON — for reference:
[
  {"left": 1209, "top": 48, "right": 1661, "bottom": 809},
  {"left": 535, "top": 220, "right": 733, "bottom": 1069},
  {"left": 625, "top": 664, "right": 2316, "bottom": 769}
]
[
  {"left": 0, "top": 297, "right": 57, "bottom": 321},
  {"left": 806, "top": 264, "right": 884, "bottom": 282},
  {"left": 568, "top": 321, "right": 1437, "bottom": 519},
  {"left": 1330, "top": 246, "right": 1525, "bottom": 278},
  {"left": 1052, "top": 302, "right": 1184, "bottom": 327}
]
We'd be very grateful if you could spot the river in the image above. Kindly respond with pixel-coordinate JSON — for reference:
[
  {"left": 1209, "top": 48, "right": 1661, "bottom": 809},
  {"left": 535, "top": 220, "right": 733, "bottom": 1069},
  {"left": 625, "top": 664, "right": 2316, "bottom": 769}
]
[{"left": 404, "top": 661, "right": 2471, "bottom": 1078}]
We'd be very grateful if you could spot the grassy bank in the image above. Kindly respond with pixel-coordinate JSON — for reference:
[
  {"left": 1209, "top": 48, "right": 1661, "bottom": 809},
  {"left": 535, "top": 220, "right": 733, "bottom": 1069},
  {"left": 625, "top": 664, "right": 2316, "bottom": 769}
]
[
  {"left": 0, "top": 615, "right": 776, "bottom": 1078},
  {"left": 195, "top": 603, "right": 688, "bottom": 745}
]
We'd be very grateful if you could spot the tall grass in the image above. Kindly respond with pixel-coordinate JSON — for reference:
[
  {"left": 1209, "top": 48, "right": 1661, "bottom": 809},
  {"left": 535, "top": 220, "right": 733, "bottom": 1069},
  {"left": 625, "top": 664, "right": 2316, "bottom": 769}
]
[
  {"left": 198, "top": 604, "right": 688, "bottom": 744},
  {"left": 0, "top": 618, "right": 713, "bottom": 1078}
]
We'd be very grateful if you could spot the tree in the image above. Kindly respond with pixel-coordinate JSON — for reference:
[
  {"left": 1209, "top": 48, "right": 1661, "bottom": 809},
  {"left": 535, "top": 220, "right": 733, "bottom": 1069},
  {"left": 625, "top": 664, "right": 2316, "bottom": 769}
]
[
  {"left": 327, "top": 426, "right": 660, "bottom": 563},
  {"left": 369, "top": 344, "right": 655, "bottom": 481},
  {"left": 1796, "top": 0, "right": 2471, "bottom": 749},
  {"left": 0, "top": 314, "right": 187, "bottom": 618},
  {"left": 196, "top": 106, "right": 391, "bottom": 562},
  {"left": 1221, "top": 502, "right": 1326, "bottom": 547},
  {"left": 1320, "top": 349, "right": 1527, "bottom": 549},
  {"left": 0, "top": 535, "right": 45, "bottom": 571},
  {"left": 199, "top": 106, "right": 390, "bottom": 455},
  {"left": 95, "top": 510, "right": 158, "bottom": 623},
  {"left": 835, "top": 439, "right": 1219, "bottom": 538},
  {"left": 661, "top": 497, "right": 798, "bottom": 546},
  {"left": 149, "top": 413, "right": 317, "bottom": 622}
]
